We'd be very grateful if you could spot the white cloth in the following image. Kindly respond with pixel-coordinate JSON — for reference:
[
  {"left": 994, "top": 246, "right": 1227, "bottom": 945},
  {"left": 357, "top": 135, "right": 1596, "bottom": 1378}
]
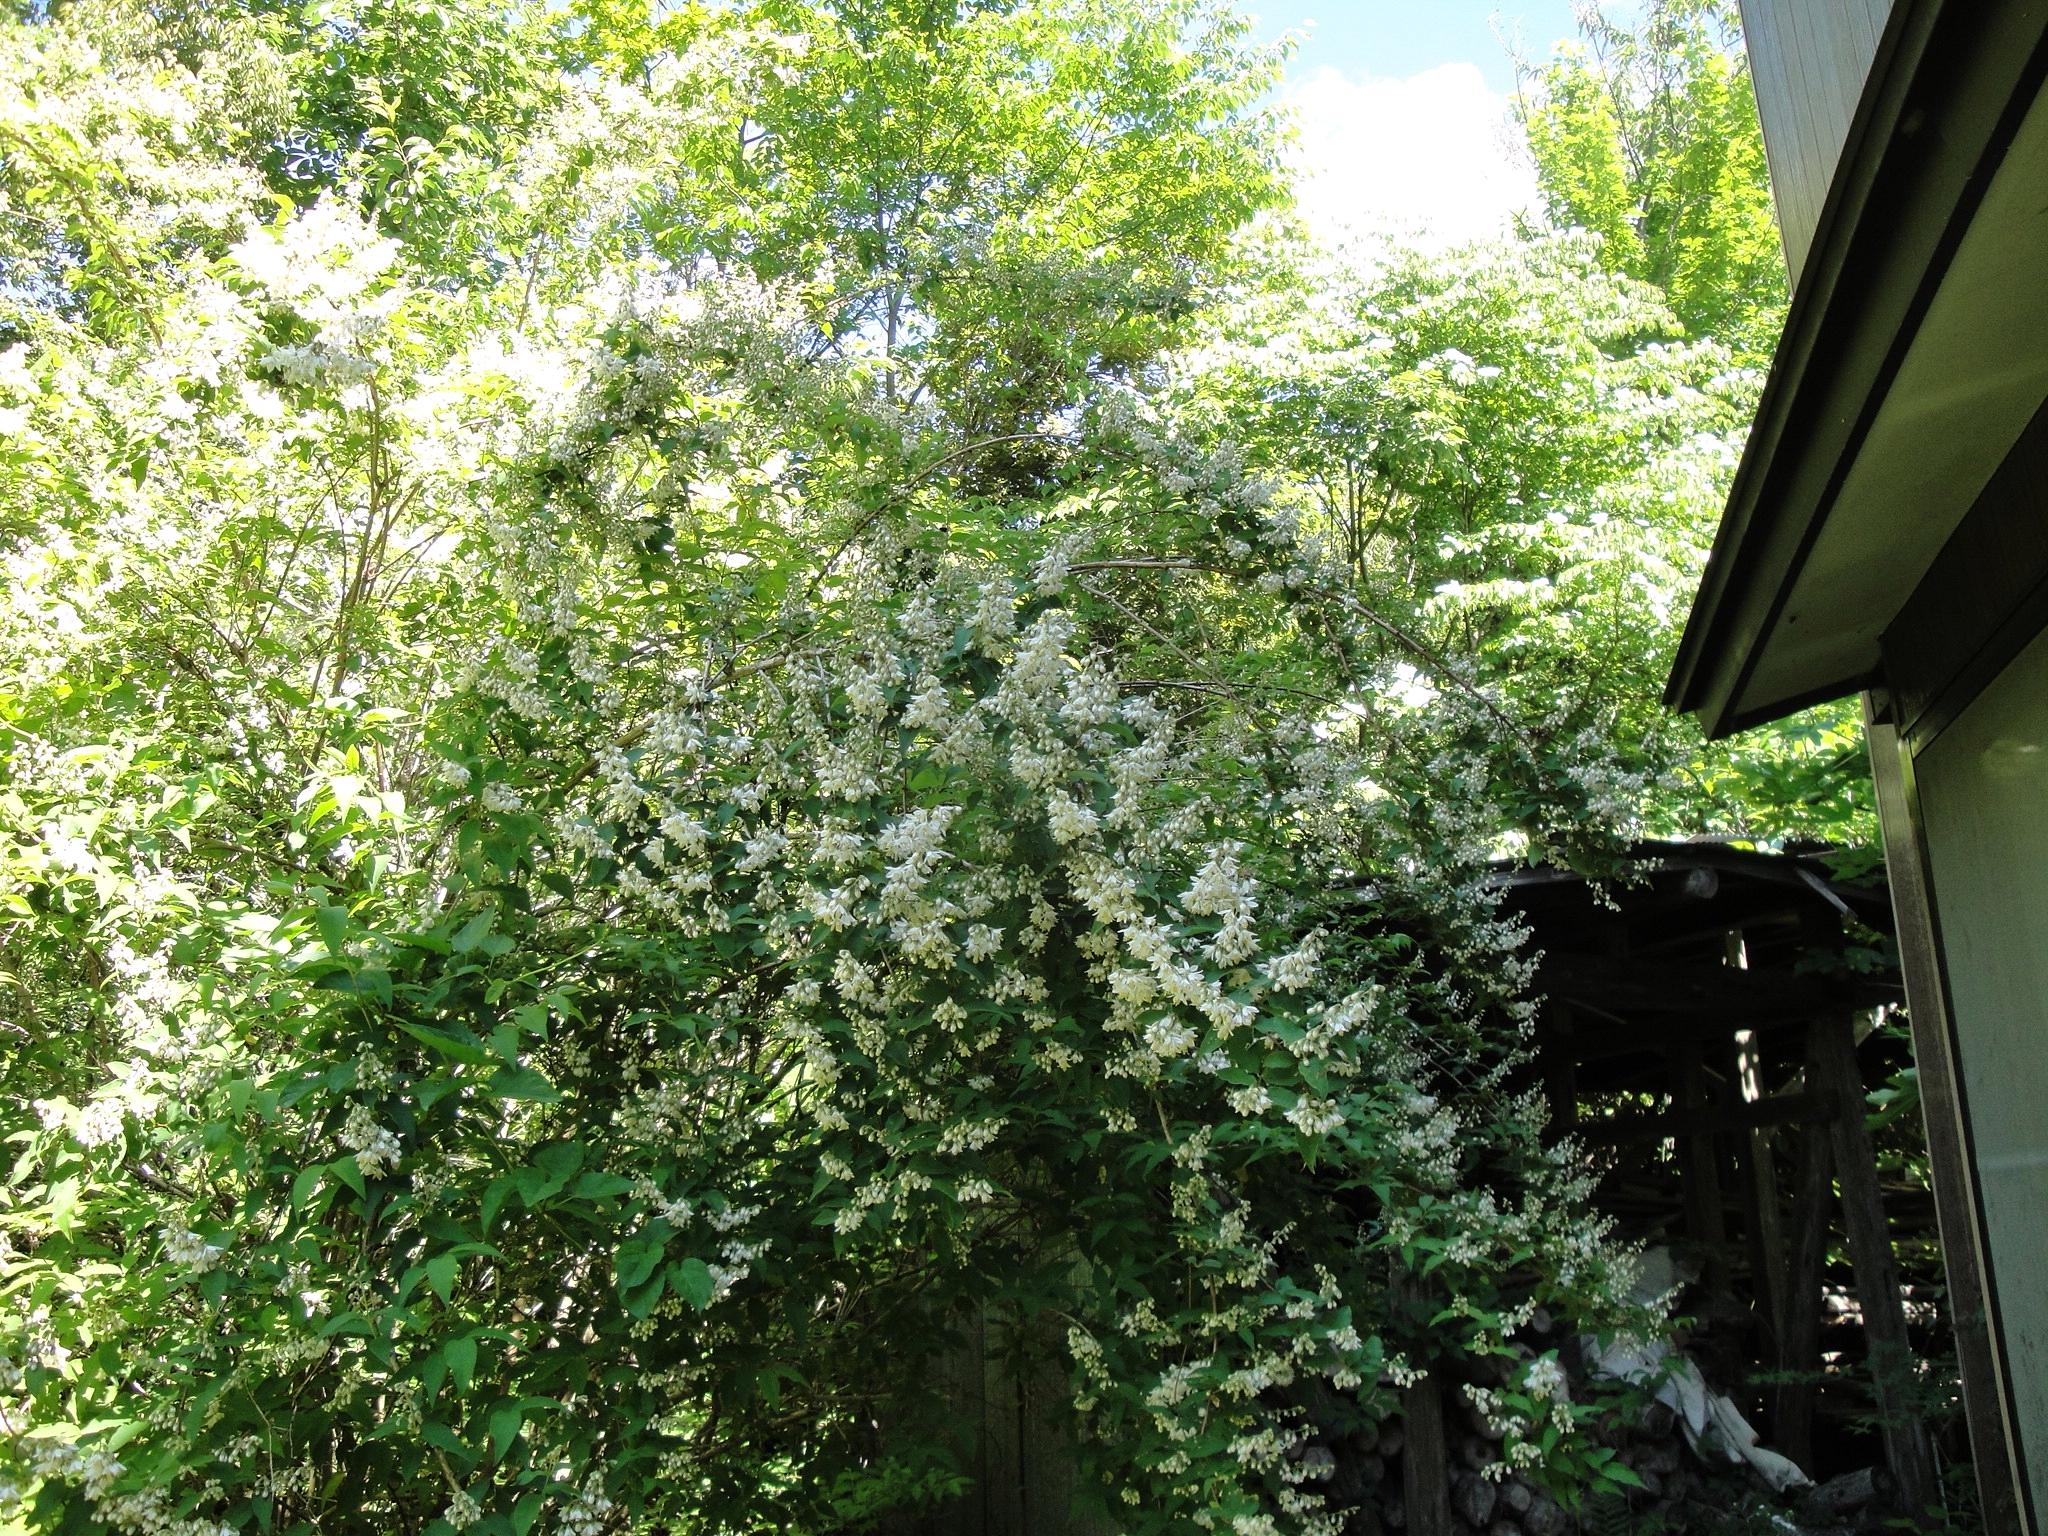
[{"left": 1584, "top": 1248, "right": 1813, "bottom": 1494}]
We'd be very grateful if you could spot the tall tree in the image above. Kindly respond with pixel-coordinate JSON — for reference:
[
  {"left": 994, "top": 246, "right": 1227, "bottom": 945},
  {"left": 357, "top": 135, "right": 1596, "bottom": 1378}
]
[
  {"left": 1516, "top": 0, "right": 1787, "bottom": 358},
  {"left": 1160, "top": 228, "right": 1877, "bottom": 856}
]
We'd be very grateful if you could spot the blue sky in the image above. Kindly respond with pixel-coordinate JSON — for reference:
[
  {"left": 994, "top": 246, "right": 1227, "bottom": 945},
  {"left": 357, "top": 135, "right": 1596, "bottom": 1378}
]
[
  {"left": 1239, "top": 2, "right": 1615, "bottom": 247},
  {"left": 1247, "top": 1, "right": 1588, "bottom": 93}
]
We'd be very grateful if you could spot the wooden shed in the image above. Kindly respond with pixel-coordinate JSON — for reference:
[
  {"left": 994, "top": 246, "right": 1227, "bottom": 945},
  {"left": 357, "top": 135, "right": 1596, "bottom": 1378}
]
[{"left": 1500, "top": 844, "right": 1936, "bottom": 1503}]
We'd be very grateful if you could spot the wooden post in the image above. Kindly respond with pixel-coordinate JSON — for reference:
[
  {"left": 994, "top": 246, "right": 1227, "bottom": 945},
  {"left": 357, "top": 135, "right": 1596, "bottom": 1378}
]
[
  {"left": 1773, "top": 1116, "right": 1831, "bottom": 1473},
  {"left": 1809, "top": 1010, "right": 1940, "bottom": 1522},
  {"left": 983, "top": 1307, "right": 1025, "bottom": 1536},
  {"left": 1739, "top": 1112, "right": 1787, "bottom": 1363},
  {"left": 1672, "top": 1037, "right": 1731, "bottom": 1303},
  {"left": 1402, "top": 1369, "right": 1453, "bottom": 1536},
  {"left": 918, "top": 1303, "right": 1118, "bottom": 1536},
  {"left": 1728, "top": 932, "right": 1787, "bottom": 1363}
]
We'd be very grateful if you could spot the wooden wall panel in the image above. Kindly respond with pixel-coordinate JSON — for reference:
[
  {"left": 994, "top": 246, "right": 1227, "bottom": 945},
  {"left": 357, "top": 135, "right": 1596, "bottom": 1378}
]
[
  {"left": 1866, "top": 701, "right": 2027, "bottom": 1534},
  {"left": 1739, "top": 0, "right": 1895, "bottom": 282},
  {"left": 915, "top": 1304, "right": 1118, "bottom": 1536}
]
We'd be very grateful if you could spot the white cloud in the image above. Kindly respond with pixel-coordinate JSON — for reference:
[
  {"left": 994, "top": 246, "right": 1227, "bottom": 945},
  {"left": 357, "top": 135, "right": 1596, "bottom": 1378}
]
[{"left": 1285, "top": 61, "right": 1539, "bottom": 251}]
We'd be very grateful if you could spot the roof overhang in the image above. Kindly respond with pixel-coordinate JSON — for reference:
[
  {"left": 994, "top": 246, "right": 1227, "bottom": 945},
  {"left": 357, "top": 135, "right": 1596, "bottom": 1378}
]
[{"left": 1666, "top": 0, "right": 2048, "bottom": 739}]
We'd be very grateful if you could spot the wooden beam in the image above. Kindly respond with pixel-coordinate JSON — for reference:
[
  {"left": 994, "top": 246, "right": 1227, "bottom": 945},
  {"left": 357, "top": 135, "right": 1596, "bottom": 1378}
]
[
  {"left": 1809, "top": 1008, "right": 1940, "bottom": 1523},
  {"left": 1573, "top": 1090, "right": 1836, "bottom": 1144},
  {"left": 1773, "top": 1118, "right": 1831, "bottom": 1472},
  {"left": 1535, "top": 951, "right": 1901, "bottom": 1027}
]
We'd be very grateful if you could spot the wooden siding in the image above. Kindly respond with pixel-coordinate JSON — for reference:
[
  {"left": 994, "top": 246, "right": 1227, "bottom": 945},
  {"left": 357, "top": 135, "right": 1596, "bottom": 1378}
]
[
  {"left": 1914, "top": 632, "right": 2048, "bottom": 1530},
  {"left": 911, "top": 1305, "right": 1118, "bottom": 1536},
  {"left": 1738, "top": 0, "right": 1894, "bottom": 283}
]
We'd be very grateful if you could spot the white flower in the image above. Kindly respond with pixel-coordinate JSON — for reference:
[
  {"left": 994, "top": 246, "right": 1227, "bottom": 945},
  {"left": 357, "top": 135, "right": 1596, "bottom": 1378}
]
[
  {"left": 737, "top": 828, "right": 789, "bottom": 872},
  {"left": 481, "top": 780, "right": 523, "bottom": 812},
  {"left": 1523, "top": 1355, "right": 1569, "bottom": 1403},
  {"left": 1045, "top": 790, "right": 1098, "bottom": 844},
  {"left": 1144, "top": 1015, "right": 1198, "bottom": 1057},
  {"left": 1226, "top": 1084, "right": 1272, "bottom": 1117},
  {"left": 74, "top": 1097, "right": 126, "bottom": 1148},
  {"left": 162, "top": 1226, "right": 226, "bottom": 1271},
  {"left": 902, "top": 678, "right": 951, "bottom": 729},
  {"left": 340, "top": 1102, "right": 402, "bottom": 1176},
  {"left": 1181, "top": 844, "right": 1256, "bottom": 919},
  {"left": 845, "top": 672, "right": 888, "bottom": 719}
]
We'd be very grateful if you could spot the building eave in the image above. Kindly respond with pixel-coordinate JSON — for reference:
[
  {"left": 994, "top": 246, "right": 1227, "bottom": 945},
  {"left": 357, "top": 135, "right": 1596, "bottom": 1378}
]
[{"left": 1667, "top": 0, "right": 2048, "bottom": 739}]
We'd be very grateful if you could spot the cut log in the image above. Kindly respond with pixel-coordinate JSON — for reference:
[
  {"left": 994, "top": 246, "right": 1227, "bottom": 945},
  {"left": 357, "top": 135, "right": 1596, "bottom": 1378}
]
[
  {"left": 1449, "top": 1471, "right": 1497, "bottom": 1529},
  {"left": 1799, "top": 1466, "right": 1879, "bottom": 1524}
]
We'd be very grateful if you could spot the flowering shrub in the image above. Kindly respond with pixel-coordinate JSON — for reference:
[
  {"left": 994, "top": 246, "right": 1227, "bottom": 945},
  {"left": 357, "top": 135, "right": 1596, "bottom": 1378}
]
[{"left": 0, "top": 263, "right": 1646, "bottom": 1531}]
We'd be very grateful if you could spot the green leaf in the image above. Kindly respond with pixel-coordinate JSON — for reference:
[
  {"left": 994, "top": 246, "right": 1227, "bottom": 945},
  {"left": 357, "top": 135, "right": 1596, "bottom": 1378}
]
[
  {"left": 315, "top": 968, "right": 394, "bottom": 1004},
  {"left": 315, "top": 905, "right": 350, "bottom": 955},
  {"left": 481, "top": 1176, "right": 516, "bottom": 1234},
  {"left": 451, "top": 907, "right": 497, "bottom": 954},
  {"left": 291, "top": 1164, "right": 326, "bottom": 1209},
  {"left": 445, "top": 1334, "right": 477, "bottom": 1393},
  {"left": 672, "top": 1257, "right": 716, "bottom": 1310},
  {"left": 488, "top": 1400, "right": 524, "bottom": 1461},
  {"left": 621, "top": 1270, "right": 665, "bottom": 1320},
  {"left": 421, "top": 1420, "right": 466, "bottom": 1457},
  {"left": 487, "top": 1065, "right": 559, "bottom": 1103},
  {"left": 425, "top": 1252, "right": 460, "bottom": 1303},
  {"left": 615, "top": 1233, "right": 665, "bottom": 1291},
  {"left": 330, "top": 1155, "right": 366, "bottom": 1198},
  {"left": 570, "top": 1170, "right": 634, "bottom": 1200},
  {"left": 390, "top": 1016, "right": 493, "bottom": 1066},
  {"left": 521, "top": 1141, "right": 582, "bottom": 1204}
]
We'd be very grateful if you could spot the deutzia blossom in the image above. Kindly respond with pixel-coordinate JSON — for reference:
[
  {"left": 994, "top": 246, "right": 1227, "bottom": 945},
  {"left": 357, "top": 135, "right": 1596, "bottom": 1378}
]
[
  {"left": 161, "top": 1227, "right": 226, "bottom": 1272},
  {"left": 1044, "top": 790, "right": 1098, "bottom": 844}
]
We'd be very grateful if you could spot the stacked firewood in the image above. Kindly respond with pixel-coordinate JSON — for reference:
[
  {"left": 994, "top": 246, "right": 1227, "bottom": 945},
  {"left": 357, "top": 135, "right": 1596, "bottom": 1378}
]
[{"left": 1315, "top": 1357, "right": 1812, "bottom": 1536}]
